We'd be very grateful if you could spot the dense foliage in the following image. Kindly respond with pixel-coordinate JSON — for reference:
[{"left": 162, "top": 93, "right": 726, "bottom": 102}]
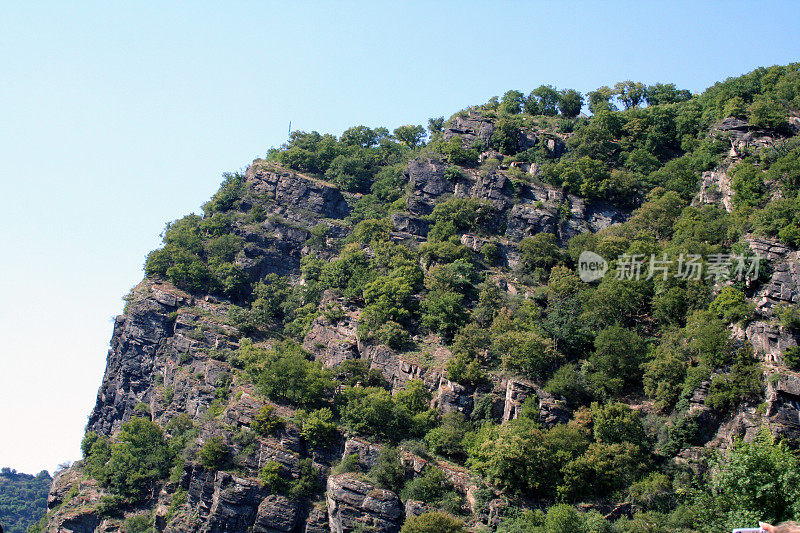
[
  {"left": 0, "top": 468, "right": 51, "bottom": 533},
  {"left": 75, "top": 63, "right": 800, "bottom": 531}
]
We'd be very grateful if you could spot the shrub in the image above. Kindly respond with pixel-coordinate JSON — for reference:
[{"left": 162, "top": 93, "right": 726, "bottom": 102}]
[
  {"left": 369, "top": 447, "right": 406, "bottom": 492},
  {"left": 287, "top": 458, "right": 322, "bottom": 499},
  {"left": 254, "top": 342, "right": 335, "bottom": 408},
  {"left": 424, "top": 412, "right": 469, "bottom": 460},
  {"left": 337, "top": 386, "right": 411, "bottom": 441},
  {"left": 258, "top": 461, "right": 286, "bottom": 491},
  {"left": 400, "top": 468, "right": 463, "bottom": 514},
  {"left": 198, "top": 437, "right": 230, "bottom": 471},
  {"left": 400, "top": 511, "right": 466, "bottom": 533},
  {"left": 494, "top": 329, "right": 561, "bottom": 381},
  {"left": 332, "top": 454, "right": 361, "bottom": 475},
  {"left": 709, "top": 287, "right": 754, "bottom": 325},
  {"left": 702, "top": 428, "right": 800, "bottom": 529},
  {"left": 296, "top": 408, "right": 337, "bottom": 448},
  {"left": 96, "top": 418, "right": 172, "bottom": 501},
  {"left": 251, "top": 404, "right": 283, "bottom": 436}
]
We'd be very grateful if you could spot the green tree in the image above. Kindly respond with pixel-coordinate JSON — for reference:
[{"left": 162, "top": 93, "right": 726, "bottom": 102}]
[
  {"left": 494, "top": 329, "right": 562, "bottom": 380},
  {"left": 558, "top": 89, "right": 584, "bottom": 118},
  {"left": 709, "top": 286, "right": 754, "bottom": 324},
  {"left": 544, "top": 504, "right": 584, "bottom": 533},
  {"left": 369, "top": 447, "right": 406, "bottom": 492},
  {"left": 530, "top": 85, "right": 560, "bottom": 116},
  {"left": 394, "top": 124, "right": 426, "bottom": 147},
  {"left": 102, "top": 417, "right": 173, "bottom": 500},
  {"left": 296, "top": 408, "right": 337, "bottom": 448},
  {"left": 701, "top": 429, "right": 800, "bottom": 529},
  {"left": 500, "top": 90, "right": 525, "bottom": 114},
  {"left": 614, "top": 81, "right": 647, "bottom": 109},
  {"left": 587, "top": 86, "right": 616, "bottom": 114},
  {"left": 251, "top": 404, "right": 283, "bottom": 436},
  {"left": 400, "top": 468, "right": 462, "bottom": 514},
  {"left": 748, "top": 95, "right": 786, "bottom": 130},
  {"left": 590, "top": 325, "right": 648, "bottom": 392},
  {"left": 645, "top": 83, "right": 692, "bottom": 106},
  {"left": 198, "top": 436, "right": 230, "bottom": 471}
]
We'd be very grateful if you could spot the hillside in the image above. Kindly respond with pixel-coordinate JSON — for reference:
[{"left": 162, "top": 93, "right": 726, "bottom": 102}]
[{"left": 36, "top": 64, "right": 800, "bottom": 533}]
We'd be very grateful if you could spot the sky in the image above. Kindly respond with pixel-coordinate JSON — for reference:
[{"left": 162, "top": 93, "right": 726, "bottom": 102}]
[{"left": 0, "top": 1, "right": 798, "bottom": 475}]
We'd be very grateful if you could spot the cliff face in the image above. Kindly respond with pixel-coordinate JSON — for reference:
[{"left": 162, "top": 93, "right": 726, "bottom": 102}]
[{"left": 40, "top": 105, "right": 800, "bottom": 532}]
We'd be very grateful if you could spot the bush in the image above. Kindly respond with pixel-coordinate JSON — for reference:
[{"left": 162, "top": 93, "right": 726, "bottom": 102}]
[
  {"left": 198, "top": 437, "right": 230, "bottom": 471},
  {"left": 253, "top": 342, "right": 335, "bottom": 408},
  {"left": 557, "top": 442, "right": 649, "bottom": 501},
  {"left": 494, "top": 329, "right": 561, "bottom": 381},
  {"left": 400, "top": 511, "right": 466, "bottom": 533},
  {"left": 369, "top": 447, "right": 406, "bottom": 492},
  {"left": 89, "top": 417, "right": 172, "bottom": 501},
  {"left": 337, "top": 386, "right": 411, "bottom": 441},
  {"left": 258, "top": 461, "right": 286, "bottom": 492},
  {"left": 424, "top": 412, "right": 469, "bottom": 460},
  {"left": 590, "top": 325, "right": 648, "bottom": 393},
  {"left": 701, "top": 428, "right": 800, "bottom": 529},
  {"left": 251, "top": 404, "right": 283, "bottom": 436},
  {"left": 296, "top": 408, "right": 337, "bottom": 448},
  {"left": 709, "top": 287, "right": 754, "bottom": 325},
  {"left": 400, "top": 468, "right": 463, "bottom": 514}
]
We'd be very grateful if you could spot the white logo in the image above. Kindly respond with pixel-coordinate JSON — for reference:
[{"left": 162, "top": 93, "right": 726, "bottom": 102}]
[{"left": 578, "top": 251, "right": 608, "bottom": 282}]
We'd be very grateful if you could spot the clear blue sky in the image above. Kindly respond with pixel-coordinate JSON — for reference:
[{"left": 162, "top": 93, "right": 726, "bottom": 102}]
[{"left": 1, "top": 1, "right": 798, "bottom": 475}]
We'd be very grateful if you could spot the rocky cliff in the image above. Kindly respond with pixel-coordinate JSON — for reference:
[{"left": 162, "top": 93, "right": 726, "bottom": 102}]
[{"left": 39, "top": 78, "right": 800, "bottom": 532}]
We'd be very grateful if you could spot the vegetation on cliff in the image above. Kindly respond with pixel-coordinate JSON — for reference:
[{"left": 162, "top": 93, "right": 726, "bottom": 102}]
[{"left": 41, "top": 63, "right": 800, "bottom": 532}]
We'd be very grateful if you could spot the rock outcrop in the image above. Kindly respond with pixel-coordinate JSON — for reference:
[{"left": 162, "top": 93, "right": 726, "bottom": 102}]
[{"left": 326, "top": 475, "right": 403, "bottom": 533}]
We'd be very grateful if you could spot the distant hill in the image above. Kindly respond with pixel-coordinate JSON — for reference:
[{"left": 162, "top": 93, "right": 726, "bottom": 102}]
[{"left": 0, "top": 468, "right": 51, "bottom": 533}]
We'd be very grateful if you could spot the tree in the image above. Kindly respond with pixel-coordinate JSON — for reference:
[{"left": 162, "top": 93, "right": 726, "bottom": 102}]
[
  {"left": 401, "top": 512, "right": 466, "bottom": 533},
  {"left": 400, "top": 468, "right": 462, "bottom": 514},
  {"left": 518, "top": 233, "right": 563, "bottom": 277},
  {"left": 558, "top": 442, "right": 648, "bottom": 501},
  {"left": 198, "top": 436, "right": 230, "bottom": 471},
  {"left": 709, "top": 286, "right": 753, "bottom": 324},
  {"left": 421, "top": 290, "right": 468, "bottom": 339},
  {"left": 102, "top": 417, "right": 173, "bottom": 499},
  {"left": 545, "top": 504, "right": 584, "bottom": 533},
  {"left": 251, "top": 404, "right": 283, "bottom": 436},
  {"left": 590, "top": 325, "right": 648, "bottom": 392},
  {"left": 490, "top": 115, "right": 523, "bottom": 155},
  {"left": 394, "top": 125, "right": 427, "bottom": 147},
  {"left": 255, "top": 342, "right": 335, "bottom": 408},
  {"left": 425, "top": 412, "right": 469, "bottom": 459},
  {"left": 558, "top": 89, "right": 584, "bottom": 118},
  {"left": 645, "top": 83, "right": 692, "bottom": 106},
  {"left": 494, "top": 329, "right": 562, "bottom": 380},
  {"left": 749, "top": 95, "right": 786, "bottom": 130},
  {"left": 500, "top": 90, "right": 525, "bottom": 114},
  {"left": 369, "top": 447, "right": 406, "bottom": 492},
  {"left": 588, "top": 86, "right": 616, "bottom": 114},
  {"left": 296, "top": 408, "right": 337, "bottom": 448},
  {"left": 614, "top": 81, "right": 647, "bottom": 109},
  {"left": 702, "top": 429, "right": 800, "bottom": 529},
  {"left": 428, "top": 116, "right": 445, "bottom": 136},
  {"left": 590, "top": 402, "right": 648, "bottom": 448},
  {"left": 338, "top": 387, "right": 411, "bottom": 441},
  {"left": 530, "top": 85, "right": 560, "bottom": 115}
]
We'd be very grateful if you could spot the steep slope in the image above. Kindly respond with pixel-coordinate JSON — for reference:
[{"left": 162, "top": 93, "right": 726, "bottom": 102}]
[{"left": 38, "top": 64, "right": 800, "bottom": 533}]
